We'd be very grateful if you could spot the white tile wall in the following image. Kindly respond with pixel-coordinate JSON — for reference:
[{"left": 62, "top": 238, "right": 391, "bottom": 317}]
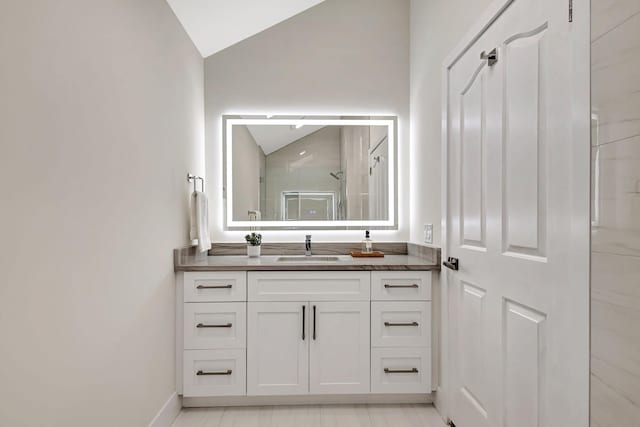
[{"left": 591, "top": 0, "right": 640, "bottom": 424}]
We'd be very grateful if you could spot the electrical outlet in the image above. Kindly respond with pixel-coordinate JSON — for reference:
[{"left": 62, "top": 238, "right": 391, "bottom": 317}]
[{"left": 424, "top": 224, "right": 433, "bottom": 244}]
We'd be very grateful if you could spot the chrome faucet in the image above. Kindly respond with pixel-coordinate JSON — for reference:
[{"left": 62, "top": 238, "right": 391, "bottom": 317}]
[{"left": 305, "top": 235, "right": 312, "bottom": 256}]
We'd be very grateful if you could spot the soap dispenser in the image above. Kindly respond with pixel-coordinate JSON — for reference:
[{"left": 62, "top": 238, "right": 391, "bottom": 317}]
[{"left": 362, "top": 230, "right": 373, "bottom": 254}]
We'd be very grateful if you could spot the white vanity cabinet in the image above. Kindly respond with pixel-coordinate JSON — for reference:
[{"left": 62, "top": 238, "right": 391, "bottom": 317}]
[
  {"left": 177, "top": 269, "right": 433, "bottom": 402},
  {"left": 179, "top": 272, "right": 248, "bottom": 397},
  {"left": 370, "top": 271, "right": 432, "bottom": 394},
  {"left": 247, "top": 271, "right": 371, "bottom": 396}
]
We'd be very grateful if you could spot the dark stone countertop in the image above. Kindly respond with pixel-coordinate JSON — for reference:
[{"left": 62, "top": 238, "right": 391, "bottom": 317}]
[{"left": 174, "top": 254, "right": 440, "bottom": 272}]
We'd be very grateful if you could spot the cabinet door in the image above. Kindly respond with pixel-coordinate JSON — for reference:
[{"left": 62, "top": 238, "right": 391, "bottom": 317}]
[
  {"left": 247, "top": 302, "right": 309, "bottom": 395},
  {"left": 309, "top": 301, "right": 370, "bottom": 394}
]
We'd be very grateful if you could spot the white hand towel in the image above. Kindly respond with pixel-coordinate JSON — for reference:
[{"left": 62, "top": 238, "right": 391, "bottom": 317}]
[
  {"left": 190, "top": 191, "right": 211, "bottom": 253},
  {"left": 189, "top": 192, "right": 198, "bottom": 243}
]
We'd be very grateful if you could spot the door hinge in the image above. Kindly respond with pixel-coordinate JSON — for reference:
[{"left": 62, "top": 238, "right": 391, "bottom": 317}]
[{"left": 569, "top": 0, "right": 573, "bottom": 22}]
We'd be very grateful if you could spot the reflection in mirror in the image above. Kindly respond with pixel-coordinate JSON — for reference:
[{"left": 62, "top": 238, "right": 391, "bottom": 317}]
[{"left": 225, "top": 116, "right": 396, "bottom": 230}]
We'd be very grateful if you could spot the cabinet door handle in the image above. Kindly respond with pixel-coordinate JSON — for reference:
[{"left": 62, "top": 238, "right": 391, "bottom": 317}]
[
  {"left": 384, "top": 368, "right": 419, "bottom": 374},
  {"left": 313, "top": 305, "right": 317, "bottom": 340},
  {"left": 196, "top": 323, "right": 232, "bottom": 328},
  {"left": 384, "top": 284, "right": 419, "bottom": 289},
  {"left": 196, "top": 284, "right": 232, "bottom": 289},
  {"left": 196, "top": 369, "right": 233, "bottom": 376},
  {"left": 302, "top": 305, "right": 306, "bottom": 341},
  {"left": 384, "top": 321, "right": 419, "bottom": 327}
]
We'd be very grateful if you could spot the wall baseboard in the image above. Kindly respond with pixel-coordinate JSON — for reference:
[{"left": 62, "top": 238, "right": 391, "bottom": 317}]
[
  {"left": 148, "top": 392, "right": 182, "bottom": 427},
  {"left": 183, "top": 393, "right": 433, "bottom": 408}
]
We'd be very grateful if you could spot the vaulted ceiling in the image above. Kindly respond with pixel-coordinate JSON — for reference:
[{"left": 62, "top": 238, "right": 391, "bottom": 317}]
[{"left": 166, "top": 0, "right": 326, "bottom": 58}]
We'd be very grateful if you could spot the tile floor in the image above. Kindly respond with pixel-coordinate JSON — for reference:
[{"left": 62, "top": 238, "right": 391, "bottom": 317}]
[{"left": 171, "top": 403, "right": 446, "bottom": 427}]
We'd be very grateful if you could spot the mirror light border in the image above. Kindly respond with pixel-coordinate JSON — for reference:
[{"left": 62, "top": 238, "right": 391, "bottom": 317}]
[{"left": 223, "top": 115, "right": 398, "bottom": 230}]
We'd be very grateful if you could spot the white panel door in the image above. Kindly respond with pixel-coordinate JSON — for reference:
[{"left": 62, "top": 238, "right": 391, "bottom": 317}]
[
  {"left": 443, "top": 0, "right": 589, "bottom": 426},
  {"left": 247, "top": 302, "right": 309, "bottom": 395},
  {"left": 309, "top": 301, "right": 370, "bottom": 394}
]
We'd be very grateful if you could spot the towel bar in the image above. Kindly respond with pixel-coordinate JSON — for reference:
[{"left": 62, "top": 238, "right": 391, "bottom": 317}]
[{"left": 187, "top": 173, "right": 205, "bottom": 193}]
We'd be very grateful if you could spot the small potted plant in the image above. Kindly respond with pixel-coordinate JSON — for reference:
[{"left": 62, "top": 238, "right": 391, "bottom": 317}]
[{"left": 245, "top": 232, "right": 262, "bottom": 257}]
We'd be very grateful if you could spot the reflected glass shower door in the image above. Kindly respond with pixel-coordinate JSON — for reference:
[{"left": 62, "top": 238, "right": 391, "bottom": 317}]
[{"left": 282, "top": 192, "right": 336, "bottom": 220}]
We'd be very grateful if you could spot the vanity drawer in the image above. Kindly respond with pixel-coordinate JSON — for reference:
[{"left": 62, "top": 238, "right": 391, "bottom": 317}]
[
  {"left": 371, "top": 271, "right": 431, "bottom": 301},
  {"left": 371, "top": 347, "right": 432, "bottom": 394},
  {"left": 371, "top": 302, "right": 431, "bottom": 348},
  {"left": 183, "top": 349, "right": 246, "bottom": 397},
  {"left": 184, "top": 302, "right": 246, "bottom": 350},
  {"left": 248, "top": 271, "right": 370, "bottom": 301},
  {"left": 184, "top": 272, "right": 247, "bottom": 302}
]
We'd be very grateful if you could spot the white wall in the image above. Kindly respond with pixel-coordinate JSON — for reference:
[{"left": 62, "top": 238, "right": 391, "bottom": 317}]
[
  {"left": 0, "top": 1, "right": 204, "bottom": 426},
  {"left": 204, "top": 0, "right": 410, "bottom": 242},
  {"left": 409, "top": 0, "right": 492, "bottom": 246}
]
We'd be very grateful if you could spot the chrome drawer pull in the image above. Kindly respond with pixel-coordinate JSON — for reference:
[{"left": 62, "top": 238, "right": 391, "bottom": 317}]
[
  {"left": 196, "top": 284, "right": 232, "bottom": 289},
  {"left": 384, "top": 284, "right": 419, "bottom": 289},
  {"left": 196, "top": 369, "right": 232, "bottom": 376},
  {"left": 384, "top": 368, "right": 419, "bottom": 374},
  {"left": 384, "top": 321, "right": 419, "bottom": 327},
  {"left": 196, "top": 323, "right": 232, "bottom": 328}
]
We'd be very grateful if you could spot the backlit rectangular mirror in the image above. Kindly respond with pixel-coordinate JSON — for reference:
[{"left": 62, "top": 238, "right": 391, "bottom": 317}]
[{"left": 224, "top": 115, "right": 397, "bottom": 230}]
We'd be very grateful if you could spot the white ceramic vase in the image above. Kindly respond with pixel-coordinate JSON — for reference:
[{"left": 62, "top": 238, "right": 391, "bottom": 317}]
[{"left": 247, "top": 245, "right": 261, "bottom": 258}]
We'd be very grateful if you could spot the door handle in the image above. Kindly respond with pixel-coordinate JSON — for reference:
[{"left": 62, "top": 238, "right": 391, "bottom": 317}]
[
  {"left": 302, "top": 305, "right": 306, "bottom": 341},
  {"left": 313, "top": 305, "right": 317, "bottom": 340},
  {"left": 443, "top": 257, "right": 459, "bottom": 271},
  {"left": 480, "top": 48, "right": 498, "bottom": 66}
]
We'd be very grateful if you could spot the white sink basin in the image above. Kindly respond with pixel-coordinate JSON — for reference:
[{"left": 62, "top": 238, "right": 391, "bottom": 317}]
[{"left": 276, "top": 256, "right": 340, "bottom": 263}]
